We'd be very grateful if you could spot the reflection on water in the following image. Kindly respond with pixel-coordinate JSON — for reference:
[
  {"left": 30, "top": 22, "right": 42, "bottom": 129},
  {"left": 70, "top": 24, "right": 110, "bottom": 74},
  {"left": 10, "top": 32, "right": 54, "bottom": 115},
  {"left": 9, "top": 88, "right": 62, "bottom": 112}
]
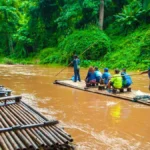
[
  {"left": 110, "top": 103, "right": 121, "bottom": 123},
  {"left": 1, "top": 65, "right": 150, "bottom": 150}
]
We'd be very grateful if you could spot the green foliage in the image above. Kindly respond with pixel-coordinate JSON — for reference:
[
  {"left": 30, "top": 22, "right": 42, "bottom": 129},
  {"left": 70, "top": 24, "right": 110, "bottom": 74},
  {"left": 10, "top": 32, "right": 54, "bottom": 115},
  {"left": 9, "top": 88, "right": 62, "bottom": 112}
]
[
  {"left": 0, "top": 0, "right": 20, "bottom": 55},
  {"left": 3, "top": 58, "right": 14, "bottom": 65},
  {"left": 103, "top": 24, "right": 150, "bottom": 70},
  {"left": 38, "top": 47, "right": 61, "bottom": 64},
  {"left": 115, "top": 0, "right": 150, "bottom": 31},
  {"left": 0, "top": 0, "right": 149, "bottom": 71},
  {"left": 138, "top": 29, "right": 150, "bottom": 61},
  {"left": 13, "top": 26, "right": 33, "bottom": 58},
  {"left": 58, "top": 28, "right": 111, "bottom": 64},
  {"left": 115, "top": 1, "right": 141, "bottom": 28}
]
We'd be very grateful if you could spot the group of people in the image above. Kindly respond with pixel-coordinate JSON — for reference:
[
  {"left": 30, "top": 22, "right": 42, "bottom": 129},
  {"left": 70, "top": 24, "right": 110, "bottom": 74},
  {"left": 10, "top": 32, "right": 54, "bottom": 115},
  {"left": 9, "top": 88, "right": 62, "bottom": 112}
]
[
  {"left": 85, "top": 67, "right": 132, "bottom": 89},
  {"left": 72, "top": 55, "right": 149, "bottom": 90}
]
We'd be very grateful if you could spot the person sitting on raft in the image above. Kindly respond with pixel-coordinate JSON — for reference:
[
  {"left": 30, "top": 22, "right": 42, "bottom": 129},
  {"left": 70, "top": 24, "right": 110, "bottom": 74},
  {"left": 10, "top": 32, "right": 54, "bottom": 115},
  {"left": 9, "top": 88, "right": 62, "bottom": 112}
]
[
  {"left": 107, "top": 69, "right": 122, "bottom": 89},
  {"left": 85, "top": 67, "right": 96, "bottom": 87},
  {"left": 121, "top": 68, "right": 132, "bottom": 88},
  {"left": 102, "top": 68, "right": 111, "bottom": 85},
  {"left": 94, "top": 67, "right": 102, "bottom": 84}
]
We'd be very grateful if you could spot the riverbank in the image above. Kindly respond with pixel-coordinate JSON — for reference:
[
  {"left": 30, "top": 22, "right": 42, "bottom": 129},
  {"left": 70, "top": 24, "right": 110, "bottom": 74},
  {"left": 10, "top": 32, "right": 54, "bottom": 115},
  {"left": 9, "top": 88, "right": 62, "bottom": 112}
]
[{"left": 0, "top": 57, "right": 148, "bottom": 73}]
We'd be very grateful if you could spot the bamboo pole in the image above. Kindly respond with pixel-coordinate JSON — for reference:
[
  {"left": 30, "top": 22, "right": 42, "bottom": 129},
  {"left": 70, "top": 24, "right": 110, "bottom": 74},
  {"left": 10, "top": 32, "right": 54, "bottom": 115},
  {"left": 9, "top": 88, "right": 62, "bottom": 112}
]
[
  {"left": 0, "top": 119, "right": 26, "bottom": 150},
  {"left": 14, "top": 104, "right": 71, "bottom": 145},
  {"left": 55, "top": 41, "right": 99, "bottom": 77},
  {"left": 0, "top": 135, "right": 10, "bottom": 150},
  {"left": 8, "top": 105, "right": 54, "bottom": 147},
  {"left": 18, "top": 103, "right": 72, "bottom": 143},
  {"left": 0, "top": 102, "right": 73, "bottom": 149},
  {"left": 14, "top": 104, "right": 59, "bottom": 145},
  {"left": 0, "top": 132, "right": 14, "bottom": 150},
  {"left": 0, "top": 122, "right": 20, "bottom": 150},
  {"left": 6, "top": 105, "right": 40, "bottom": 150},
  {"left": 1, "top": 107, "right": 33, "bottom": 149},
  {"left": 16, "top": 104, "right": 70, "bottom": 143}
]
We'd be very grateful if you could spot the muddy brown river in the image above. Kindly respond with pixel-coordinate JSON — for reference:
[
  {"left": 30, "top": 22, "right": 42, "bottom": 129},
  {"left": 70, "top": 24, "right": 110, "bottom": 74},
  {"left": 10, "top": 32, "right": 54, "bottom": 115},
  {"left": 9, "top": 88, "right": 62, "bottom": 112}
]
[{"left": 0, "top": 65, "right": 150, "bottom": 150}]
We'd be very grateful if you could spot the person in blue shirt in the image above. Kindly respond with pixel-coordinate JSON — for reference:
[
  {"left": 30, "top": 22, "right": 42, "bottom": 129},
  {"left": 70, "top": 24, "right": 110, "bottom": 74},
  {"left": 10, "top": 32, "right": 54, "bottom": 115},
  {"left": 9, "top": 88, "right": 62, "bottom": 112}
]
[
  {"left": 94, "top": 67, "right": 102, "bottom": 83},
  {"left": 72, "top": 55, "right": 81, "bottom": 82},
  {"left": 121, "top": 68, "right": 132, "bottom": 87},
  {"left": 141, "top": 67, "right": 150, "bottom": 78},
  {"left": 85, "top": 67, "right": 96, "bottom": 86},
  {"left": 141, "top": 67, "right": 150, "bottom": 90},
  {"left": 102, "top": 68, "right": 111, "bottom": 85}
]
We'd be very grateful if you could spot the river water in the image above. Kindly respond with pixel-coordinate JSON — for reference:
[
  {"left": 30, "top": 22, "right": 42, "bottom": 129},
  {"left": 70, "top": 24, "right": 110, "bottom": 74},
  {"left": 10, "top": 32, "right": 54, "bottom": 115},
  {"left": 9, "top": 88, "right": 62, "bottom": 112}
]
[{"left": 0, "top": 65, "right": 150, "bottom": 150}]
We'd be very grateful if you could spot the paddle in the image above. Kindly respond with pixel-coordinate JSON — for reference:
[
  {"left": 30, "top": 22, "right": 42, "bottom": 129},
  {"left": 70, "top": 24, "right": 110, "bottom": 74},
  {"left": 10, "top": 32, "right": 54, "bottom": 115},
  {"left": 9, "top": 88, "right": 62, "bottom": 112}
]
[
  {"left": 110, "top": 73, "right": 140, "bottom": 78},
  {"left": 55, "top": 41, "right": 98, "bottom": 77}
]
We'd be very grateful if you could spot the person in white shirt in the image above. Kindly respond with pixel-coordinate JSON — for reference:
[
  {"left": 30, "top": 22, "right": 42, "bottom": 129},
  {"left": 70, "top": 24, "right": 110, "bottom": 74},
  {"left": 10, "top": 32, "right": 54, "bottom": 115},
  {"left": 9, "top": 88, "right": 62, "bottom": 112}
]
[{"left": 94, "top": 67, "right": 102, "bottom": 84}]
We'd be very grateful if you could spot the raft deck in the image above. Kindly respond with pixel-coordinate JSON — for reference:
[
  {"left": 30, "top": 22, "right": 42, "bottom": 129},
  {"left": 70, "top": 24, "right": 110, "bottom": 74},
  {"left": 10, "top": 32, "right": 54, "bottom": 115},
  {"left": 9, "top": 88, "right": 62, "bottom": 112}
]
[
  {"left": 0, "top": 96, "right": 74, "bottom": 150},
  {"left": 54, "top": 80, "right": 150, "bottom": 106}
]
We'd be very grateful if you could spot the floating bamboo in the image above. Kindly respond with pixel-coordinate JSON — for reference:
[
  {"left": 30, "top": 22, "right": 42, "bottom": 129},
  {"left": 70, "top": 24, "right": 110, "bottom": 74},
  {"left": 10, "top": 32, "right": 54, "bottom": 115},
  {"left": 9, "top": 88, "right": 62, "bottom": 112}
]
[{"left": 0, "top": 97, "right": 74, "bottom": 150}]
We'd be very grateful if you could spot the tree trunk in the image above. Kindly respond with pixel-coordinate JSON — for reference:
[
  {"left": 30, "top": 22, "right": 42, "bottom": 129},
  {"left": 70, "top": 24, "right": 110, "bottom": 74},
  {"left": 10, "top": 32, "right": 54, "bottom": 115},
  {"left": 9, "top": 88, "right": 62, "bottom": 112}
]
[
  {"left": 99, "top": 0, "right": 104, "bottom": 30},
  {"left": 8, "top": 33, "right": 14, "bottom": 54},
  {"left": 4, "top": 10, "right": 14, "bottom": 54}
]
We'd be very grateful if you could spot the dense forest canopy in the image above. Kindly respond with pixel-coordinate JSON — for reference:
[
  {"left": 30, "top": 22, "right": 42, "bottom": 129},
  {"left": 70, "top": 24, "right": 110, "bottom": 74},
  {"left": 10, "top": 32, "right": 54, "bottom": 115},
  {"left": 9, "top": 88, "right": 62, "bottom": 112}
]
[{"left": 0, "top": 0, "right": 150, "bottom": 69}]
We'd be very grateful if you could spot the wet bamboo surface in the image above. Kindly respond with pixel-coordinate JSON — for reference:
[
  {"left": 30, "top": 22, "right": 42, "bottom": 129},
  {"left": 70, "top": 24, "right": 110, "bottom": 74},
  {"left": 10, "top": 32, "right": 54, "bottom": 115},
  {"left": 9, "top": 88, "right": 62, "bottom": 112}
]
[
  {"left": 55, "top": 80, "right": 150, "bottom": 106},
  {"left": 0, "top": 97, "right": 74, "bottom": 150}
]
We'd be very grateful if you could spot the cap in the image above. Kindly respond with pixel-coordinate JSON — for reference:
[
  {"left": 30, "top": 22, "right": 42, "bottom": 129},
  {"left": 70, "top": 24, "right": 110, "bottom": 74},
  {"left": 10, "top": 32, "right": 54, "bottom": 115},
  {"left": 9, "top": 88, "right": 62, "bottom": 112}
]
[
  {"left": 104, "top": 68, "right": 108, "bottom": 71},
  {"left": 95, "top": 67, "right": 98, "bottom": 70}
]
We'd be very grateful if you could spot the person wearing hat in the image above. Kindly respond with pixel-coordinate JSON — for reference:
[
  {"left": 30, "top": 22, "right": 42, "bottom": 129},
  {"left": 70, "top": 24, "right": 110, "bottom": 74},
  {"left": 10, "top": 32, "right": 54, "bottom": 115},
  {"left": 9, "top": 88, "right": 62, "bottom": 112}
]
[
  {"left": 72, "top": 55, "right": 81, "bottom": 82},
  {"left": 102, "top": 68, "right": 111, "bottom": 85}
]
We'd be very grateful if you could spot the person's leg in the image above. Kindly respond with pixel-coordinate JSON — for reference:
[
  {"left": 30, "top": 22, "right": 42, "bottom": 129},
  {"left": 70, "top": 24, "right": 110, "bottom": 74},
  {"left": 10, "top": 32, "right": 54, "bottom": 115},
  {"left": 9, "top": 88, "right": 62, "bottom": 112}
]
[
  {"left": 74, "top": 69, "right": 77, "bottom": 82},
  {"left": 107, "top": 81, "right": 113, "bottom": 89},
  {"left": 96, "top": 76, "right": 100, "bottom": 85},
  {"left": 85, "top": 79, "right": 90, "bottom": 87},
  {"left": 77, "top": 69, "right": 81, "bottom": 81}
]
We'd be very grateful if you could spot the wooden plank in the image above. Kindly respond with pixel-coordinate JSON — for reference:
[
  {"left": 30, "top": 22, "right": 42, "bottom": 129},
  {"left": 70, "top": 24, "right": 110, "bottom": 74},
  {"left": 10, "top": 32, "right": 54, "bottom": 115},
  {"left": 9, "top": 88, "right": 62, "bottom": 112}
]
[
  {"left": 55, "top": 80, "right": 150, "bottom": 106},
  {"left": 0, "top": 121, "right": 59, "bottom": 133},
  {"left": 0, "top": 101, "right": 18, "bottom": 107},
  {"left": 0, "top": 95, "right": 22, "bottom": 106},
  {"left": 0, "top": 95, "right": 22, "bottom": 101}
]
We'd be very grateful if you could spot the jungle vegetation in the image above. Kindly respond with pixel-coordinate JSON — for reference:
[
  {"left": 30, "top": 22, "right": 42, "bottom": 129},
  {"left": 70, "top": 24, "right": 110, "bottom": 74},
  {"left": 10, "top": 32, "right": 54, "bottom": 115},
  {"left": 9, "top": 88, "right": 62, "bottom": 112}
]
[{"left": 0, "top": 0, "right": 150, "bottom": 70}]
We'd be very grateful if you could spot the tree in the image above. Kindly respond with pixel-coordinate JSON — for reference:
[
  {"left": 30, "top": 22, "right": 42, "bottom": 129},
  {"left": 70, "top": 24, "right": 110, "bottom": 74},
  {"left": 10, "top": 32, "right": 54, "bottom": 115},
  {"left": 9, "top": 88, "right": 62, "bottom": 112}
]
[
  {"left": 0, "top": 0, "right": 19, "bottom": 55},
  {"left": 99, "top": 0, "right": 104, "bottom": 30}
]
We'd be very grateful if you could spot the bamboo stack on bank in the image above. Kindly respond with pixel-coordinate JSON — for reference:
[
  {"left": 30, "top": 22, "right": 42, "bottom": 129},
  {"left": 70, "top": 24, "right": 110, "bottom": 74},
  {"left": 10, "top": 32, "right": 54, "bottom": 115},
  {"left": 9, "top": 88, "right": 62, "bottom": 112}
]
[{"left": 0, "top": 96, "right": 74, "bottom": 150}]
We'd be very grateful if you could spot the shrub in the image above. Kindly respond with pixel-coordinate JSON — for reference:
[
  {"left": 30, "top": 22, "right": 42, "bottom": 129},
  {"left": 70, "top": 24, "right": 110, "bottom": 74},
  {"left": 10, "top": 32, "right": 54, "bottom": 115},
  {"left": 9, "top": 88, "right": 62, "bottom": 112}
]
[
  {"left": 3, "top": 58, "right": 14, "bottom": 65},
  {"left": 39, "top": 47, "right": 61, "bottom": 64},
  {"left": 103, "top": 24, "right": 150, "bottom": 70},
  {"left": 58, "top": 28, "right": 111, "bottom": 64}
]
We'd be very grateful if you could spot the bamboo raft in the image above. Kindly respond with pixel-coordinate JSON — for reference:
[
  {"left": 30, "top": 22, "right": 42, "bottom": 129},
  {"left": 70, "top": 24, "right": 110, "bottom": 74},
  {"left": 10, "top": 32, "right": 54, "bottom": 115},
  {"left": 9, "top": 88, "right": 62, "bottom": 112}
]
[
  {"left": 0, "top": 96, "right": 74, "bottom": 150},
  {"left": 54, "top": 80, "right": 150, "bottom": 106}
]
